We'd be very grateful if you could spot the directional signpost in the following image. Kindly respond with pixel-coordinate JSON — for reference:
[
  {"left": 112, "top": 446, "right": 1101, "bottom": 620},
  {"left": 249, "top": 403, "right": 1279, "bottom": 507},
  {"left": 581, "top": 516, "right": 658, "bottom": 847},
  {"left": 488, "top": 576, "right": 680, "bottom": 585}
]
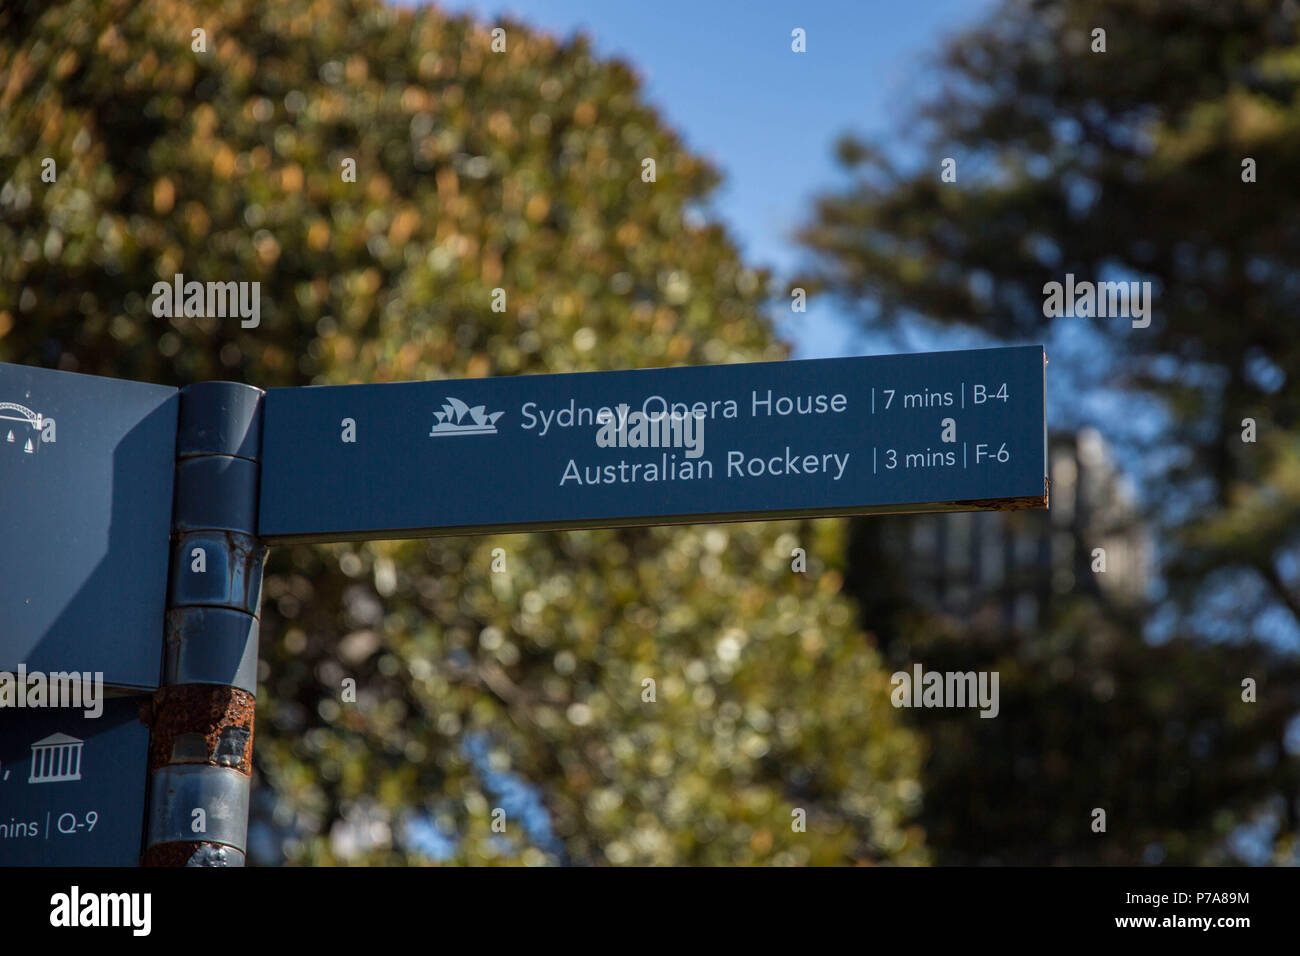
[
  {"left": 259, "top": 346, "right": 1046, "bottom": 541},
  {"left": 0, "top": 363, "right": 178, "bottom": 690},
  {"left": 0, "top": 700, "right": 152, "bottom": 866},
  {"left": 0, "top": 364, "right": 176, "bottom": 867},
  {"left": 1, "top": 345, "right": 1047, "bottom": 867}
]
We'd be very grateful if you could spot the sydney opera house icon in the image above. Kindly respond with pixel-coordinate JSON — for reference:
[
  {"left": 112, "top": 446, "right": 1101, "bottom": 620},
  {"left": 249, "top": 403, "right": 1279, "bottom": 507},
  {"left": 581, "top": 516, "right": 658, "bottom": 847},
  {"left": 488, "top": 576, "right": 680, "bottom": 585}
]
[{"left": 429, "top": 397, "right": 504, "bottom": 437}]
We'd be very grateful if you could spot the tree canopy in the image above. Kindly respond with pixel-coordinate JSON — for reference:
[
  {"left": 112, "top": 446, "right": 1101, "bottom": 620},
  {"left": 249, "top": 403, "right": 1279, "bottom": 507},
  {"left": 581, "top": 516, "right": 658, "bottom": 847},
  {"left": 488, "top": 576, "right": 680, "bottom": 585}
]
[
  {"left": 0, "top": 0, "right": 926, "bottom": 864},
  {"left": 803, "top": 0, "right": 1300, "bottom": 863}
]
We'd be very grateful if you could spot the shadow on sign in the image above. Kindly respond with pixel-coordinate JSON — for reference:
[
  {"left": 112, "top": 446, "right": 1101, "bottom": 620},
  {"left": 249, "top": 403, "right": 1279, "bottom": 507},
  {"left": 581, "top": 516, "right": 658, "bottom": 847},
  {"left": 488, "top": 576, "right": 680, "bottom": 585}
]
[{"left": 10, "top": 398, "right": 177, "bottom": 690}]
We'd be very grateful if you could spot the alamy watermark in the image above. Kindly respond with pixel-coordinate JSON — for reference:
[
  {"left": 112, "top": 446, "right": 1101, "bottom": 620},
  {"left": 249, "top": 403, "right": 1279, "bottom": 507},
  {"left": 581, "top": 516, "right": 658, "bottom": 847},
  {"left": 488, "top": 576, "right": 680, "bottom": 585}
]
[
  {"left": 0, "top": 666, "right": 104, "bottom": 718},
  {"left": 150, "top": 273, "right": 260, "bottom": 328},
  {"left": 50, "top": 886, "right": 151, "bottom": 936},
  {"left": 595, "top": 401, "right": 706, "bottom": 458},
  {"left": 1042, "top": 273, "right": 1151, "bottom": 328},
  {"left": 891, "top": 664, "right": 999, "bottom": 718}
]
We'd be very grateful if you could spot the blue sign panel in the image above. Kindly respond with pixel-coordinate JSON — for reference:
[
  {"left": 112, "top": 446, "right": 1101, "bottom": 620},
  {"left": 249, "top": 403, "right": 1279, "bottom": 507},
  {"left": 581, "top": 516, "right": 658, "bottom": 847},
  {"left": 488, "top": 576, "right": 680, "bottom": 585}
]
[
  {"left": 259, "top": 346, "right": 1046, "bottom": 542},
  {"left": 0, "top": 363, "right": 178, "bottom": 690},
  {"left": 0, "top": 698, "right": 151, "bottom": 866}
]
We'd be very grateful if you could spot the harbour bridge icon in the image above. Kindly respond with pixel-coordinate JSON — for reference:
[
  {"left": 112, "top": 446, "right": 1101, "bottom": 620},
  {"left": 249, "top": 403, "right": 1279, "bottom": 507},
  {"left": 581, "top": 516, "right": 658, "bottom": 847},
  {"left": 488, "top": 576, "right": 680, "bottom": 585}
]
[{"left": 0, "top": 401, "right": 43, "bottom": 455}]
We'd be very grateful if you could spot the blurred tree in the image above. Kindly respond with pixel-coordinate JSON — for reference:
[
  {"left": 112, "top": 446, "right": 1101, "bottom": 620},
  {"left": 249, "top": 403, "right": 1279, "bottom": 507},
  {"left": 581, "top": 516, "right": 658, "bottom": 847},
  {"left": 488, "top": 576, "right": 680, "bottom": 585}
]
[
  {"left": 0, "top": 0, "right": 926, "bottom": 864},
  {"left": 802, "top": 0, "right": 1300, "bottom": 862}
]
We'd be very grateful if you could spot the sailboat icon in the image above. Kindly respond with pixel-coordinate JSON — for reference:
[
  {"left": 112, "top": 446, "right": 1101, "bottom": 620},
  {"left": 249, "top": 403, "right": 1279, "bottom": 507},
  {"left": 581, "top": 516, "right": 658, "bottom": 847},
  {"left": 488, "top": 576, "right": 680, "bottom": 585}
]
[{"left": 1, "top": 402, "right": 46, "bottom": 455}]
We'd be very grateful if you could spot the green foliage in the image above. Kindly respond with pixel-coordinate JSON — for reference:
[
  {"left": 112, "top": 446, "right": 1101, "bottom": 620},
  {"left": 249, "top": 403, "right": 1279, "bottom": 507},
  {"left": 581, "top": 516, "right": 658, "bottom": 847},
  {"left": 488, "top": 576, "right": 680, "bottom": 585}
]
[
  {"left": 801, "top": 0, "right": 1300, "bottom": 623},
  {"left": 849, "top": 527, "right": 1300, "bottom": 863},
  {"left": 805, "top": 0, "right": 1300, "bottom": 862},
  {"left": 0, "top": 0, "right": 926, "bottom": 864}
]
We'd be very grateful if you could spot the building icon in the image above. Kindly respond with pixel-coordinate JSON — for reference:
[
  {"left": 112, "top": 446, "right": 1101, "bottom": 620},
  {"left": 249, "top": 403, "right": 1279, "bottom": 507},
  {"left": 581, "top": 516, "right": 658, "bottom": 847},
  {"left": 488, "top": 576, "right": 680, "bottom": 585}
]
[{"left": 29, "top": 732, "right": 84, "bottom": 784}]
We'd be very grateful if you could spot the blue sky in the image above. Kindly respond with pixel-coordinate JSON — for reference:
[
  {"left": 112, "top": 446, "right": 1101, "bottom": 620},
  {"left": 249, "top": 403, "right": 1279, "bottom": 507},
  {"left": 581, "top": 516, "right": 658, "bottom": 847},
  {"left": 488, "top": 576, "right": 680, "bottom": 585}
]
[
  {"left": 357, "top": 3, "right": 1300, "bottom": 860},
  {"left": 384, "top": 2, "right": 1173, "bottom": 588},
  {"left": 388, "top": 2, "right": 1197, "bottom": 514},
  {"left": 395, "top": 0, "right": 996, "bottom": 357},
  {"left": 384, "top": 3, "right": 1300, "bottom": 648}
]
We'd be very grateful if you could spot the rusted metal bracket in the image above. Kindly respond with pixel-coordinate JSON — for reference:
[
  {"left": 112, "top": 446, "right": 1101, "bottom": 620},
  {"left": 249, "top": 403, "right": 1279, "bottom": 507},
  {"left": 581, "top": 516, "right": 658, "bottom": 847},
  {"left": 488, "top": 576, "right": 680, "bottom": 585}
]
[{"left": 143, "top": 382, "right": 265, "bottom": 867}]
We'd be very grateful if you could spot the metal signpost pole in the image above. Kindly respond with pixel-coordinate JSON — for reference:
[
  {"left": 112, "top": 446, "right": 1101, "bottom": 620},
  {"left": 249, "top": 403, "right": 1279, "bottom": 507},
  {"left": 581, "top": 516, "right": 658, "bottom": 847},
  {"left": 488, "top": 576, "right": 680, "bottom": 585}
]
[
  {"left": 143, "top": 383, "right": 266, "bottom": 867},
  {"left": 2, "top": 344, "right": 1047, "bottom": 868}
]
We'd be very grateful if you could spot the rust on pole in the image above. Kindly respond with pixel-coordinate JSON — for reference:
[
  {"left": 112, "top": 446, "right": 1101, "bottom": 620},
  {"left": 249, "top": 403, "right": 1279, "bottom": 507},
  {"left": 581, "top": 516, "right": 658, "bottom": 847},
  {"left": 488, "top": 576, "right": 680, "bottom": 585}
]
[{"left": 144, "top": 382, "right": 266, "bottom": 867}]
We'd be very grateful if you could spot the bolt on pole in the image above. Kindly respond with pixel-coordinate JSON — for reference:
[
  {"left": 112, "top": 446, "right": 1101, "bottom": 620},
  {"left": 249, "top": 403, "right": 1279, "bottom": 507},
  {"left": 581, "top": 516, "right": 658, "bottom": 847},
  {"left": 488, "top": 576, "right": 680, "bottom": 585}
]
[{"left": 143, "top": 382, "right": 266, "bottom": 867}]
